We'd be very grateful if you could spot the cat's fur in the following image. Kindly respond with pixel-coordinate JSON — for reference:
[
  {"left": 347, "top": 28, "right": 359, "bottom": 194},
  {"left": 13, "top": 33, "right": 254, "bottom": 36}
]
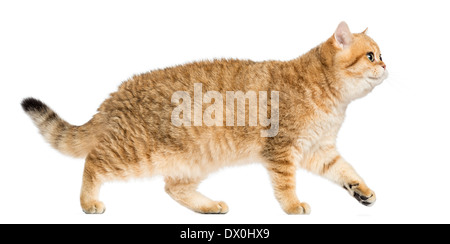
[{"left": 21, "top": 22, "right": 387, "bottom": 214}]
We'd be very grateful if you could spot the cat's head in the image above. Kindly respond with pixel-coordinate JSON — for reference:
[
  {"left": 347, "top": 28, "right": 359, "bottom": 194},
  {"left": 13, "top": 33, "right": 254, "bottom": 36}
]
[{"left": 321, "top": 22, "right": 388, "bottom": 101}]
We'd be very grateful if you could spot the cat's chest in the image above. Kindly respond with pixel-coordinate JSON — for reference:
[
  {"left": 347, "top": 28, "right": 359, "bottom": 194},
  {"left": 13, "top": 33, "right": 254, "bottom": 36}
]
[{"left": 292, "top": 109, "right": 345, "bottom": 162}]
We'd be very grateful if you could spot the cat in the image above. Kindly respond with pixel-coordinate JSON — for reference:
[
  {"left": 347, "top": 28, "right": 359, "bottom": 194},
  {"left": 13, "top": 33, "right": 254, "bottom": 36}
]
[{"left": 21, "top": 21, "right": 387, "bottom": 214}]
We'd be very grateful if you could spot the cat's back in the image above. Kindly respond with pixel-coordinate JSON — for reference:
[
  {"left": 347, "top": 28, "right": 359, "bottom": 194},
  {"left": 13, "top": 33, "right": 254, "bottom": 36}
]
[
  {"left": 98, "top": 59, "right": 259, "bottom": 112},
  {"left": 134, "top": 58, "right": 258, "bottom": 92},
  {"left": 97, "top": 58, "right": 265, "bottom": 150}
]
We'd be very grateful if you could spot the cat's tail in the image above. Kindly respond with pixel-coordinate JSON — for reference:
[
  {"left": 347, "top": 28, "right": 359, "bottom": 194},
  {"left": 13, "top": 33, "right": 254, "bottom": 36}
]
[{"left": 21, "top": 97, "right": 97, "bottom": 158}]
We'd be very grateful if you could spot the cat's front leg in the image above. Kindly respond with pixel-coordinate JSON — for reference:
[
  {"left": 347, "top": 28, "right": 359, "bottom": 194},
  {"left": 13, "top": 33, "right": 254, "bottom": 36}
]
[
  {"left": 301, "top": 144, "right": 376, "bottom": 206},
  {"left": 264, "top": 158, "right": 311, "bottom": 215},
  {"left": 342, "top": 181, "right": 376, "bottom": 206},
  {"left": 318, "top": 150, "right": 376, "bottom": 207}
]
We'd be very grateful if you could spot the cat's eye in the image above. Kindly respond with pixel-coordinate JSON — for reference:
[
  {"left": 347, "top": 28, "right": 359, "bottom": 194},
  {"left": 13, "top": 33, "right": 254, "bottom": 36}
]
[
  {"left": 379, "top": 54, "right": 382, "bottom": 61},
  {"left": 366, "top": 52, "right": 375, "bottom": 62}
]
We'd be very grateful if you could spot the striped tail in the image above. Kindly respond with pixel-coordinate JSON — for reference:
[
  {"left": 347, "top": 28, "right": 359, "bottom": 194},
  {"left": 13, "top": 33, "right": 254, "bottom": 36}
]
[{"left": 21, "top": 97, "right": 97, "bottom": 158}]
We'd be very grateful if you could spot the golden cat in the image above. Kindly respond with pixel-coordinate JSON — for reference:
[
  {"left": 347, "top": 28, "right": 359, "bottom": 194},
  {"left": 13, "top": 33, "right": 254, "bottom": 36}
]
[{"left": 21, "top": 22, "right": 387, "bottom": 214}]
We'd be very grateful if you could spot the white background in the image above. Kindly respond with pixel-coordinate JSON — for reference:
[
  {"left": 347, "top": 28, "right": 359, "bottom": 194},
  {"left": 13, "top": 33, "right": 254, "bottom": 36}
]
[{"left": 1, "top": 0, "right": 449, "bottom": 224}]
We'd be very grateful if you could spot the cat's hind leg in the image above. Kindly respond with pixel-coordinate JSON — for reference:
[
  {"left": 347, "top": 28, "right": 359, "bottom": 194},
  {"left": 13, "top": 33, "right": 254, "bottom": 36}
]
[
  {"left": 79, "top": 143, "right": 125, "bottom": 214},
  {"left": 80, "top": 152, "right": 106, "bottom": 214},
  {"left": 164, "top": 177, "right": 229, "bottom": 214}
]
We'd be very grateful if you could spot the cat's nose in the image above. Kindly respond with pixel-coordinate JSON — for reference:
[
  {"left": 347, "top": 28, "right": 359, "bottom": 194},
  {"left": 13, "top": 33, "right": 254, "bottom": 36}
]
[{"left": 381, "top": 64, "right": 386, "bottom": 69}]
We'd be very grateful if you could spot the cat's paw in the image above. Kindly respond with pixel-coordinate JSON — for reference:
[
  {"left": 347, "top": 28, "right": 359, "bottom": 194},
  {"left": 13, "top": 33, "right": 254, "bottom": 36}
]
[
  {"left": 81, "top": 200, "right": 106, "bottom": 214},
  {"left": 283, "top": 202, "right": 311, "bottom": 215},
  {"left": 198, "top": 201, "right": 229, "bottom": 214},
  {"left": 343, "top": 182, "right": 376, "bottom": 206}
]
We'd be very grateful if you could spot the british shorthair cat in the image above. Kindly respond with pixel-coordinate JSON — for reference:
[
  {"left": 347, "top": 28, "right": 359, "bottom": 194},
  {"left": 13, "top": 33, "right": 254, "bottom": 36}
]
[{"left": 22, "top": 21, "right": 387, "bottom": 214}]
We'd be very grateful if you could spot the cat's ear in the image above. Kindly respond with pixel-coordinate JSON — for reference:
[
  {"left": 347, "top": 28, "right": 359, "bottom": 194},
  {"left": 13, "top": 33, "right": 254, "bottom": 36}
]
[
  {"left": 333, "top": 21, "right": 353, "bottom": 49},
  {"left": 361, "top": 27, "right": 368, "bottom": 35}
]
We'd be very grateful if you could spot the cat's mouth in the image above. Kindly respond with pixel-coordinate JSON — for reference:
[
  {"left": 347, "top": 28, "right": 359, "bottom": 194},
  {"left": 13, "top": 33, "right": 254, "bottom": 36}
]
[
  {"left": 366, "top": 70, "right": 388, "bottom": 88},
  {"left": 365, "top": 76, "right": 384, "bottom": 89},
  {"left": 367, "top": 76, "right": 381, "bottom": 82}
]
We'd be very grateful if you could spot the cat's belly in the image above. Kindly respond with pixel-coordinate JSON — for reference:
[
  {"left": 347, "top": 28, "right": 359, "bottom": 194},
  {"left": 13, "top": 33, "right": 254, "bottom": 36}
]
[{"left": 149, "top": 149, "right": 264, "bottom": 179}]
